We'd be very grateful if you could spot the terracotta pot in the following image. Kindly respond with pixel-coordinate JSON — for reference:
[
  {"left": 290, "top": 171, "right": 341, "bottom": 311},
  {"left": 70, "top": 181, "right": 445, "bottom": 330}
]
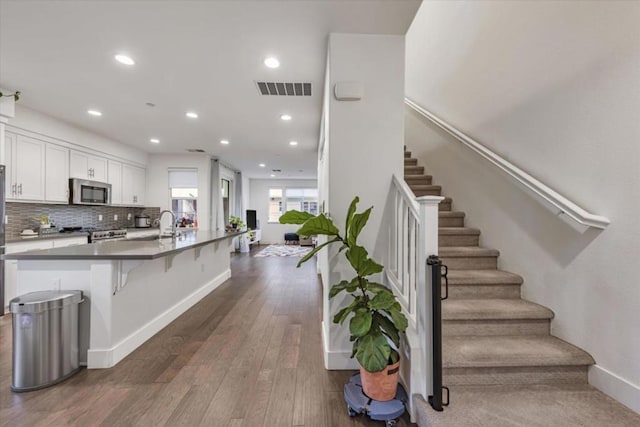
[{"left": 360, "top": 361, "right": 400, "bottom": 401}]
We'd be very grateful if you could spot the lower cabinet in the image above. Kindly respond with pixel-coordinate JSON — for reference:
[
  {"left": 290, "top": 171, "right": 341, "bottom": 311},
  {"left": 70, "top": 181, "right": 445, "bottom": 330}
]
[{"left": 4, "top": 236, "right": 88, "bottom": 308}]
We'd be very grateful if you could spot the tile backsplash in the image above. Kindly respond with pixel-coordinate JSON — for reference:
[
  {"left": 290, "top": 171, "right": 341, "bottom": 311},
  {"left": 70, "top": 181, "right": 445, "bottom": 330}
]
[{"left": 6, "top": 203, "right": 161, "bottom": 239}]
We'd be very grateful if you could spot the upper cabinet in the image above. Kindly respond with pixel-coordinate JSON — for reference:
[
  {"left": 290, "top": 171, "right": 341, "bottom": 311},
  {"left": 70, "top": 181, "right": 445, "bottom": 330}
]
[
  {"left": 70, "top": 150, "right": 107, "bottom": 182},
  {"left": 107, "top": 160, "right": 123, "bottom": 205},
  {"left": 45, "top": 144, "right": 70, "bottom": 202},
  {"left": 5, "top": 133, "right": 46, "bottom": 201},
  {"left": 4, "top": 130, "right": 146, "bottom": 206},
  {"left": 121, "top": 164, "right": 146, "bottom": 206}
]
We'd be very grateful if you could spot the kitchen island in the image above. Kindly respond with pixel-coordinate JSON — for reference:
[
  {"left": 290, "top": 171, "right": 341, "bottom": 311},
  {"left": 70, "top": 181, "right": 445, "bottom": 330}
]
[{"left": 4, "top": 230, "right": 242, "bottom": 368}]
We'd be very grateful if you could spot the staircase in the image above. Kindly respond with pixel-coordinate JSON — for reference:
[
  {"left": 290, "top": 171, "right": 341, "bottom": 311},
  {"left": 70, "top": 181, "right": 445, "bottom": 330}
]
[{"left": 404, "top": 149, "right": 596, "bottom": 417}]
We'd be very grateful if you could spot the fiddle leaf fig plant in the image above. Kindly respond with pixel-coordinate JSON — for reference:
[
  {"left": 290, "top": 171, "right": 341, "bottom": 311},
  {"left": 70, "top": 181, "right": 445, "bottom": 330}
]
[{"left": 280, "top": 196, "right": 408, "bottom": 372}]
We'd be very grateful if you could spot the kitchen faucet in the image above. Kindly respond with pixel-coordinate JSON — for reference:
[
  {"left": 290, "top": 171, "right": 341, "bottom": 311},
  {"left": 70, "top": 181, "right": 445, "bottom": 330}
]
[{"left": 158, "top": 210, "right": 177, "bottom": 239}]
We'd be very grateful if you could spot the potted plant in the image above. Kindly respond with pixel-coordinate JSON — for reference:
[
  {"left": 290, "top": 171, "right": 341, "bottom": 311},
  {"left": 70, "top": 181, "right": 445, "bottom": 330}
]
[
  {"left": 228, "top": 215, "right": 244, "bottom": 230},
  {"left": 280, "top": 196, "right": 408, "bottom": 401}
]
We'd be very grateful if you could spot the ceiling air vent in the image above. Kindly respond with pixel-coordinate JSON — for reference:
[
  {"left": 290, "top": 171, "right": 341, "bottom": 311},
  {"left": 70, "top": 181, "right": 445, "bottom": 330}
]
[
  {"left": 186, "top": 148, "right": 206, "bottom": 153},
  {"left": 256, "top": 81, "right": 312, "bottom": 96}
]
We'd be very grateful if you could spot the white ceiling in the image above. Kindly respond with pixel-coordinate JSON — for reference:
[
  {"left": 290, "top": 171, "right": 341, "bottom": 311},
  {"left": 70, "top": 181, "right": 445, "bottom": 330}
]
[{"left": 0, "top": 0, "right": 420, "bottom": 179}]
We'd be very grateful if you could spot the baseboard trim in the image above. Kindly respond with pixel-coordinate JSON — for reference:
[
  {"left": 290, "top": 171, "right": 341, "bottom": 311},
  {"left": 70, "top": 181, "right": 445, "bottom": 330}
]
[
  {"left": 321, "top": 321, "right": 359, "bottom": 370},
  {"left": 589, "top": 364, "right": 640, "bottom": 414},
  {"left": 87, "top": 269, "right": 231, "bottom": 369}
]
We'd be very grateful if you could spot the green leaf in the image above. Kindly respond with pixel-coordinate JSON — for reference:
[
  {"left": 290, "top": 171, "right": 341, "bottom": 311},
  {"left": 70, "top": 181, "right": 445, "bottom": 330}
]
[
  {"left": 332, "top": 298, "right": 360, "bottom": 325},
  {"left": 389, "top": 349, "right": 400, "bottom": 365},
  {"left": 345, "top": 246, "right": 384, "bottom": 277},
  {"left": 346, "top": 277, "right": 360, "bottom": 293},
  {"left": 374, "top": 313, "right": 400, "bottom": 347},
  {"left": 296, "top": 237, "right": 341, "bottom": 268},
  {"left": 356, "top": 332, "right": 391, "bottom": 372},
  {"left": 350, "top": 340, "right": 359, "bottom": 358},
  {"left": 369, "top": 292, "right": 397, "bottom": 310},
  {"left": 388, "top": 308, "right": 409, "bottom": 333},
  {"left": 279, "top": 210, "right": 315, "bottom": 224},
  {"left": 329, "top": 280, "right": 351, "bottom": 299},
  {"left": 296, "top": 214, "right": 339, "bottom": 237},
  {"left": 344, "top": 196, "right": 360, "bottom": 237},
  {"left": 347, "top": 207, "right": 372, "bottom": 247},
  {"left": 366, "top": 282, "right": 394, "bottom": 296},
  {"left": 349, "top": 309, "right": 372, "bottom": 337}
]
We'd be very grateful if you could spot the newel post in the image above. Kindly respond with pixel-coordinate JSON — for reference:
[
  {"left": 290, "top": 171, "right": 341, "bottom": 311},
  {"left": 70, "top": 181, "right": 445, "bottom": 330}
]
[{"left": 415, "top": 195, "right": 443, "bottom": 399}]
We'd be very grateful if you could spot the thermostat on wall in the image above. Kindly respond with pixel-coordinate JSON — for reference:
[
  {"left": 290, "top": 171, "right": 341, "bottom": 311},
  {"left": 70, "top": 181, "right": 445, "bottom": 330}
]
[{"left": 334, "top": 81, "right": 363, "bottom": 101}]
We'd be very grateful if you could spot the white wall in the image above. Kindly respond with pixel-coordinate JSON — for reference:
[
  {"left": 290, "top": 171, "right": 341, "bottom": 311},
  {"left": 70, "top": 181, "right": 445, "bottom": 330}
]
[
  {"left": 248, "top": 178, "right": 318, "bottom": 244},
  {"left": 321, "top": 33, "right": 405, "bottom": 368},
  {"left": 146, "top": 153, "right": 211, "bottom": 230},
  {"left": 7, "top": 105, "right": 148, "bottom": 166},
  {"left": 406, "top": 0, "right": 640, "bottom": 412}
]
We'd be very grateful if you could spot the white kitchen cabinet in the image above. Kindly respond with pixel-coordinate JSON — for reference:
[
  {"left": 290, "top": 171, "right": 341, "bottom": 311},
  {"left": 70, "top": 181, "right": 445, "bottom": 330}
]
[
  {"left": 45, "top": 144, "right": 70, "bottom": 202},
  {"left": 70, "top": 150, "right": 107, "bottom": 182},
  {"left": 107, "top": 160, "right": 123, "bottom": 205},
  {"left": 126, "top": 229, "right": 158, "bottom": 239},
  {"left": 5, "top": 133, "right": 45, "bottom": 201},
  {"left": 52, "top": 236, "right": 88, "bottom": 247},
  {"left": 4, "top": 236, "right": 88, "bottom": 308},
  {"left": 122, "top": 164, "right": 146, "bottom": 206}
]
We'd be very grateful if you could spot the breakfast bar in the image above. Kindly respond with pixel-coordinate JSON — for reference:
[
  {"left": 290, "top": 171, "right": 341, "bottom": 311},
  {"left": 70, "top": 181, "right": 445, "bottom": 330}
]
[{"left": 3, "top": 230, "right": 242, "bottom": 368}]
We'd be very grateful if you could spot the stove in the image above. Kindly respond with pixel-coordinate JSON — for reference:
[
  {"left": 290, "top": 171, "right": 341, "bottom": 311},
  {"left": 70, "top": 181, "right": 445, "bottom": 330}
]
[
  {"left": 58, "top": 227, "right": 127, "bottom": 242},
  {"left": 89, "top": 229, "right": 127, "bottom": 243}
]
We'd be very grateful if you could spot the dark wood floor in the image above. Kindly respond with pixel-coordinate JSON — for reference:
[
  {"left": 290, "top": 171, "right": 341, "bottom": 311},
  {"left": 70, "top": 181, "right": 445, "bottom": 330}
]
[{"left": 0, "top": 251, "right": 413, "bottom": 426}]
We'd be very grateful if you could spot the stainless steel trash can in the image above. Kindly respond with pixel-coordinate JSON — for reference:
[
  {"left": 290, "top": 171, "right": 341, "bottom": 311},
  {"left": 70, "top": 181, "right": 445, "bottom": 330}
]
[{"left": 10, "top": 290, "right": 83, "bottom": 392}]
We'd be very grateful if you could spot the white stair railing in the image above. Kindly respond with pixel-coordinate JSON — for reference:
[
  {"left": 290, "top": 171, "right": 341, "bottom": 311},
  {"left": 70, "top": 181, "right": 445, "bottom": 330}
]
[
  {"left": 405, "top": 97, "right": 610, "bottom": 231},
  {"left": 386, "top": 174, "right": 442, "bottom": 415}
]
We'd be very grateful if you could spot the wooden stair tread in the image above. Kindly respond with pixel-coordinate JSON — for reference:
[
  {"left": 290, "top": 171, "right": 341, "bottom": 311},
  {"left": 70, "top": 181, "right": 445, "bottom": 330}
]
[
  {"left": 443, "top": 336, "right": 594, "bottom": 368},
  {"left": 443, "top": 299, "right": 553, "bottom": 320}
]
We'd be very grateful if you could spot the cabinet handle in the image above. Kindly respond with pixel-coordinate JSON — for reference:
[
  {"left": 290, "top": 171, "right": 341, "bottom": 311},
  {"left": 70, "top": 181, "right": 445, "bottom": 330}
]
[
  {"left": 11, "top": 183, "right": 16, "bottom": 196},
  {"left": 18, "top": 183, "right": 22, "bottom": 195}
]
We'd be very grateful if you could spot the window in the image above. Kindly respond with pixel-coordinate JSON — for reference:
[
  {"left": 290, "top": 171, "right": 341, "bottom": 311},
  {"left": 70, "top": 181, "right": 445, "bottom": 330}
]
[
  {"left": 268, "top": 188, "right": 283, "bottom": 222},
  {"left": 169, "top": 169, "right": 198, "bottom": 226},
  {"left": 221, "top": 179, "right": 230, "bottom": 225},
  {"left": 268, "top": 187, "right": 318, "bottom": 222}
]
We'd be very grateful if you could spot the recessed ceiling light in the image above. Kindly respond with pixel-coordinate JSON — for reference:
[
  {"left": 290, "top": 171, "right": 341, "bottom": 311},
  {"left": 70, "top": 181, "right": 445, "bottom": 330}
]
[
  {"left": 289, "top": 141, "right": 298, "bottom": 146},
  {"left": 185, "top": 111, "right": 198, "bottom": 119},
  {"left": 264, "top": 57, "right": 280, "bottom": 68},
  {"left": 87, "top": 110, "right": 102, "bottom": 116},
  {"left": 150, "top": 138, "right": 160, "bottom": 144},
  {"left": 259, "top": 163, "right": 266, "bottom": 168},
  {"left": 114, "top": 54, "right": 135, "bottom": 65},
  {"left": 220, "top": 139, "right": 229, "bottom": 145},
  {"left": 280, "top": 114, "right": 292, "bottom": 121}
]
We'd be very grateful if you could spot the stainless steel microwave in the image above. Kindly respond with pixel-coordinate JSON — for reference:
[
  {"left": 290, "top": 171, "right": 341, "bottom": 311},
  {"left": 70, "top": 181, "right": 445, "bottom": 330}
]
[{"left": 69, "top": 178, "right": 112, "bottom": 205}]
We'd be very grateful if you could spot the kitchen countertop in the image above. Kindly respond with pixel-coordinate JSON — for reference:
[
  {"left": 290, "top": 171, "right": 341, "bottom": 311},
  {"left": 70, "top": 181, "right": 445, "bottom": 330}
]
[
  {"left": 2, "top": 230, "right": 244, "bottom": 260},
  {"left": 6, "top": 231, "right": 90, "bottom": 244}
]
